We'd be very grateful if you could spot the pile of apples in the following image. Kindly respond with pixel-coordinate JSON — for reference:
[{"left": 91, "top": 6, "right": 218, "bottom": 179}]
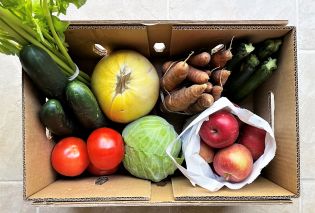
[{"left": 199, "top": 110, "right": 266, "bottom": 183}]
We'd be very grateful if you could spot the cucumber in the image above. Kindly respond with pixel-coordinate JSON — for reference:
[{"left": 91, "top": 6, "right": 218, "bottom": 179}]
[
  {"left": 226, "top": 43, "right": 255, "bottom": 71},
  {"left": 19, "top": 44, "right": 68, "bottom": 100},
  {"left": 66, "top": 81, "right": 107, "bottom": 129},
  {"left": 39, "top": 99, "right": 77, "bottom": 136},
  {"left": 225, "top": 54, "right": 260, "bottom": 96},
  {"left": 231, "top": 58, "right": 277, "bottom": 102},
  {"left": 256, "top": 39, "right": 282, "bottom": 60}
]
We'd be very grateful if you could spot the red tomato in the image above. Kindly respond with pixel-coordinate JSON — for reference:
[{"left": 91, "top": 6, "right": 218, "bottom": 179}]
[
  {"left": 87, "top": 128, "right": 124, "bottom": 170},
  {"left": 87, "top": 163, "right": 119, "bottom": 176},
  {"left": 51, "top": 137, "right": 89, "bottom": 177}
]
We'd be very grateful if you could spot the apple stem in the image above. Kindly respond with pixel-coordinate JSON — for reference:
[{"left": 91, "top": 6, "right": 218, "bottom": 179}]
[
  {"left": 210, "top": 129, "right": 218, "bottom": 134},
  {"left": 224, "top": 173, "right": 231, "bottom": 181}
]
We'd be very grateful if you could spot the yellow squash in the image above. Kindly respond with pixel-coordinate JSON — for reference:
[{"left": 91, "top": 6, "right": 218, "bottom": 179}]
[{"left": 91, "top": 50, "right": 159, "bottom": 123}]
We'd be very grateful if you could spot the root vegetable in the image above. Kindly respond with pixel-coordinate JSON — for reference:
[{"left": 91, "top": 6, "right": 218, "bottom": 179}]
[
  {"left": 211, "top": 37, "right": 234, "bottom": 68},
  {"left": 198, "top": 93, "right": 214, "bottom": 107},
  {"left": 206, "top": 67, "right": 220, "bottom": 77},
  {"left": 212, "top": 85, "right": 223, "bottom": 101},
  {"left": 187, "top": 65, "right": 209, "bottom": 84},
  {"left": 186, "top": 93, "right": 214, "bottom": 113},
  {"left": 188, "top": 52, "right": 211, "bottom": 67},
  {"left": 161, "top": 61, "right": 189, "bottom": 92},
  {"left": 212, "top": 69, "right": 231, "bottom": 86},
  {"left": 211, "top": 49, "right": 233, "bottom": 68},
  {"left": 205, "top": 70, "right": 212, "bottom": 77},
  {"left": 162, "top": 61, "right": 175, "bottom": 74},
  {"left": 205, "top": 82, "right": 213, "bottom": 93},
  {"left": 162, "top": 84, "right": 207, "bottom": 112}
]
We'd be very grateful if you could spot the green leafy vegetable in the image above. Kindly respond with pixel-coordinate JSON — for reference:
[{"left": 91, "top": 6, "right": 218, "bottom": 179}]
[
  {"left": 0, "top": 0, "right": 90, "bottom": 85},
  {"left": 122, "top": 115, "right": 183, "bottom": 182},
  {"left": 0, "top": 27, "right": 24, "bottom": 55}
]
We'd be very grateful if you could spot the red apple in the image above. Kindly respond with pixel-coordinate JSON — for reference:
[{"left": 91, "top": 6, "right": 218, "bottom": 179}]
[
  {"left": 199, "top": 110, "right": 239, "bottom": 148},
  {"left": 239, "top": 124, "right": 266, "bottom": 161},
  {"left": 199, "top": 139, "right": 215, "bottom": 163},
  {"left": 213, "top": 144, "right": 253, "bottom": 182}
]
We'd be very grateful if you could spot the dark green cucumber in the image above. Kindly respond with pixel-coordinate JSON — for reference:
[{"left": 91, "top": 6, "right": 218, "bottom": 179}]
[
  {"left": 66, "top": 81, "right": 107, "bottom": 129},
  {"left": 19, "top": 44, "right": 68, "bottom": 100},
  {"left": 226, "top": 43, "right": 255, "bottom": 71},
  {"left": 226, "top": 54, "right": 260, "bottom": 95},
  {"left": 231, "top": 58, "right": 277, "bottom": 102},
  {"left": 256, "top": 39, "right": 282, "bottom": 60},
  {"left": 39, "top": 99, "right": 77, "bottom": 136}
]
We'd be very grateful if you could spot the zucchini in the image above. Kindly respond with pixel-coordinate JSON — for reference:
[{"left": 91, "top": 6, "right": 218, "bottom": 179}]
[
  {"left": 39, "top": 99, "right": 77, "bottom": 136},
  {"left": 231, "top": 58, "right": 277, "bottom": 102},
  {"left": 19, "top": 44, "right": 68, "bottom": 100},
  {"left": 66, "top": 81, "right": 107, "bottom": 129},
  {"left": 226, "top": 43, "right": 255, "bottom": 71},
  {"left": 225, "top": 54, "right": 260, "bottom": 96},
  {"left": 256, "top": 39, "right": 282, "bottom": 60}
]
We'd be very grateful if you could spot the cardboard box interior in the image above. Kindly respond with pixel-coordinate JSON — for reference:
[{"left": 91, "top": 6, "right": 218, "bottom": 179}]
[{"left": 23, "top": 22, "right": 299, "bottom": 205}]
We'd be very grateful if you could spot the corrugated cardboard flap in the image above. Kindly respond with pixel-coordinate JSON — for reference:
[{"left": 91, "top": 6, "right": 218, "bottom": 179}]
[
  {"left": 28, "top": 175, "right": 151, "bottom": 202},
  {"left": 30, "top": 180, "right": 294, "bottom": 206},
  {"left": 68, "top": 20, "right": 288, "bottom": 26},
  {"left": 172, "top": 176, "right": 295, "bottom": 201}
]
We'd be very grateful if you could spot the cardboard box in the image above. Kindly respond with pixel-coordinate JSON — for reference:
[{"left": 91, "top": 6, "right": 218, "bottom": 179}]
[{"left": 23, "top": 21, "right": 299, "bottom": 206}]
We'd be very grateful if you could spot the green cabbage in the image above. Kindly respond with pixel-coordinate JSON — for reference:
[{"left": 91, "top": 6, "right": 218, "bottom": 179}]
[{"left": 122, "top": 115, "right": 182, "bottom": 182}]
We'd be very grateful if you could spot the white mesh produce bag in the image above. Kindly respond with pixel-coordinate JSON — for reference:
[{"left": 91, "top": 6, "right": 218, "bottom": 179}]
[{"left": 166, "top": 97, "right": 276, "bottom": 192}]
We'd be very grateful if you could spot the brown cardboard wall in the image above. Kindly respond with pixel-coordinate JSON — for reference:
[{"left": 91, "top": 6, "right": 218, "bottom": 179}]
[
  {"left": 65, "top": 26, "right": 150, "bottom": 59},
  {"left": 29, "top": 175, "right": 151, "bottom": 201},
  {"left": 254, "top": 29, "right": 299, "bottom": 195},
  {"left": 146, "top": 24, "right": 172, "bottom": 57},
  {"left": 170, "top": 26, "right": 290, "bottom": 56},
  {"left": 23, "top": 74, "right": 56, "bottom": 198},
  {"left": 172, "top": 177, "right": 294, "bottom": 200}
]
